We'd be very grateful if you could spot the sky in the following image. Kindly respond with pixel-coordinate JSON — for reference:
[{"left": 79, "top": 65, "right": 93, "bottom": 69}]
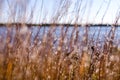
[{"left": 0, "top": 0, "right": 120, "bottom": 24}]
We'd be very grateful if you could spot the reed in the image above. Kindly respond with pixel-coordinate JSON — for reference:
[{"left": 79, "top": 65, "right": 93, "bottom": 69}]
[{"left": 0, "top": 0, "right": 120, "bottom": 80}]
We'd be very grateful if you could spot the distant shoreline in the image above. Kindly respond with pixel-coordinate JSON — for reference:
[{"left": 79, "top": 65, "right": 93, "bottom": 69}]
[{"left": 0, "top": 23, "right": 119, "bottom": 27}]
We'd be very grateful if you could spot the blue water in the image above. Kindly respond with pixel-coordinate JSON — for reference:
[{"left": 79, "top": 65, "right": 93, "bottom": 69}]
[
  {"left": 30, "top": 26, "right": 120, "bottom": 40},
  {"left": 0, "top": 26, "right": 120, "bottom": 42}
]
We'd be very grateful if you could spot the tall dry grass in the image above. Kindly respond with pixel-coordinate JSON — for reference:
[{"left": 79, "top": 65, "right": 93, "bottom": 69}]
[{"left": 0, "top": 0, "right": 120, "bottom": 80}]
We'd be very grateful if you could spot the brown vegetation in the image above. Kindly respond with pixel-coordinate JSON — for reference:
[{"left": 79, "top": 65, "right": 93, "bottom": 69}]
[{"left": 0, "top": 0, "right": 120, "bottom": 80}]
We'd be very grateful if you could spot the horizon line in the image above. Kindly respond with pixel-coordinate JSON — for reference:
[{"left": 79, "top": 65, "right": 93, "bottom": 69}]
[{"left": 0, "top": 23, "right": 119, "bottom": 27}]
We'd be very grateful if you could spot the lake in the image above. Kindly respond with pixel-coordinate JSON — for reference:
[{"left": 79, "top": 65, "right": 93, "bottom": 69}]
[{"left": 0, "top": 26, "right": 120, "bottom": 45}]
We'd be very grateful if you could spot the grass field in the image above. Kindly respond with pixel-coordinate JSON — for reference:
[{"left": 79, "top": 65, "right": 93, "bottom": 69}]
[
  {"left": 0, "top": 0, "right": 120, "bottom": 80},
  {"left": 0, "top": 25, "right": 120, "bottom": 80}
]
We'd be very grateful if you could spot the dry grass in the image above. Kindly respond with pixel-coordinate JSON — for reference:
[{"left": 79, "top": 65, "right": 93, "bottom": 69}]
[
  {"left": 0, "top": 0, "right": 120, "bottom": 80},
  {"left": 0, "top": 25, "right": 120, "bottom": 80}
]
